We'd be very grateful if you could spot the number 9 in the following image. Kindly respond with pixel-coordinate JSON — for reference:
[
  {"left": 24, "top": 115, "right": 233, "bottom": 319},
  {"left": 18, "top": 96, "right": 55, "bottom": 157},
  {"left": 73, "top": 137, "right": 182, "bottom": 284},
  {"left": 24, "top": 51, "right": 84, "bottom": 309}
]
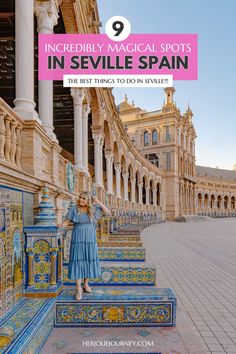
[
  {"left": 105, "top": 16, "right": 131, "bottom": 41},
  {"left": 112, "top": 21, "right": 124, "bottom": 37}
]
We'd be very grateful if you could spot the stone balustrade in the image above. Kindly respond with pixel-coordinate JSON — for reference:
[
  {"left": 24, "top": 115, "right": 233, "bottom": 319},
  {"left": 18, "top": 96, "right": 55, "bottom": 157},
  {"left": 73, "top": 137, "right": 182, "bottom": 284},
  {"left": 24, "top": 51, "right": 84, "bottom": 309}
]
[
  {"left": 0, "top": 99, "right": 23, "bottom": 167},
  {"left": 0, "top": 99, "right": 91, "bottom": 197},
  {"left": 0, "top": 99, "right": 163, "bottom": 220}
]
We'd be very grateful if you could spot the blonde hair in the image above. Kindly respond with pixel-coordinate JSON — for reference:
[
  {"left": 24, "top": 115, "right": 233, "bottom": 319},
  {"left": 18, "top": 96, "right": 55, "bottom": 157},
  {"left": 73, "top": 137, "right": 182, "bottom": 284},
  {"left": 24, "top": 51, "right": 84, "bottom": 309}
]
[{"left": 76, "top": 191, "right": 94, "bottom": 220}]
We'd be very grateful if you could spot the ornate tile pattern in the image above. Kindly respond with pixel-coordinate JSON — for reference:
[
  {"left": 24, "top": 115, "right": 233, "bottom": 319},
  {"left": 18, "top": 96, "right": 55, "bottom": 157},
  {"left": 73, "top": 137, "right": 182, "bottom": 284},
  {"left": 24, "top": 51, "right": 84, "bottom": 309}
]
[
  {"left": 137, "top": 329, "right": 152, "bottom": 337},
  {"left": 56, "top": 302, "right": 174, "bottom": 327},
  {"left": 0, "top": 191, "right": 176, "bottom": 353},
  {"left": 79, "top": 330, "right": 93, "bottom": 337},
  {"left": 98, "top": 247, "right": 146, "bottom": 261},
  {"left": 108, "top": 235, "right": 141, "bottom": 242},
  {"left": 98, "top": 241, "right": 143, "bottom": 247},
  {"left": 23, "top": 192, "right": 34, "bottom": 227},
  {"left": 33, "top": 240, "right": 51, "bottom": 288},
  {"left": 63, "top": 263, "right": 156, "bottom": 286},
  {"left": 55, "top": 288, "right": 176, "bottom": 327},
  {"left": 52, "top": 340, "right": 68, "bottom": 349},
  {"left": 0, "top": 187, "right": 28, "bottom": 317},
  {"left": 24, "top": 188, "right": 64, "bottom": 295},
  {"left": 0, "top": 298, "right": 54, "bottom": 353}
]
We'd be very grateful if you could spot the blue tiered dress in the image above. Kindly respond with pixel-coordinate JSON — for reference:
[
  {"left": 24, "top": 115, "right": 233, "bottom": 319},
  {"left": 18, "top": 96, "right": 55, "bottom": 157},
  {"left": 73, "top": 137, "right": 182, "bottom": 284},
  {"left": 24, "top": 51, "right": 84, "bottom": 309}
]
[{"left": 66, "top": 204, "right": 102, "bottom": 280}]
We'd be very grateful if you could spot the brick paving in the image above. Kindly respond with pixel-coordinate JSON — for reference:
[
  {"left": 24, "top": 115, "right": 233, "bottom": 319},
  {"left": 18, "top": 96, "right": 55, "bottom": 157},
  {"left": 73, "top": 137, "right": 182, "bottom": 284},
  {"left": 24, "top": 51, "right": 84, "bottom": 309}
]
[
  {"left": 143, "top": 219, "right": 236, "bottom": 354},
  {"left": 41, "top": 219, "right": 236, "bottom": 354}
]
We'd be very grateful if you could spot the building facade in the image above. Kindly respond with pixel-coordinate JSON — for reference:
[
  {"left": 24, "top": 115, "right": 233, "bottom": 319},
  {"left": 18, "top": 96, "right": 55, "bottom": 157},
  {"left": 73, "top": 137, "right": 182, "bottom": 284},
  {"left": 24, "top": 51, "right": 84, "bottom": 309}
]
[
  {"left": 119, "top": 93, "right": 236, "bottom": 219},
  {"left": 119, "top": 87, "right": 197, "bottom": 219},
  {"left": 196, "top": 166, "right": 236, "bottom": 216}
]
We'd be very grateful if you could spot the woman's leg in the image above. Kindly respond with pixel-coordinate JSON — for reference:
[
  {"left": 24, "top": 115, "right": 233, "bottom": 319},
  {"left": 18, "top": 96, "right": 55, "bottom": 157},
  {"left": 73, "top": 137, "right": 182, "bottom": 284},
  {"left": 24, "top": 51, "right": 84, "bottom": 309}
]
[
  {"left": 75, "top": 279, "right": 83, "bottom": 300},
  {"left": 76, "top": 278, "right": 82, "bottom": 289},
  {"left": 83, "top": 278, "right": 92, "bottom": 293}
]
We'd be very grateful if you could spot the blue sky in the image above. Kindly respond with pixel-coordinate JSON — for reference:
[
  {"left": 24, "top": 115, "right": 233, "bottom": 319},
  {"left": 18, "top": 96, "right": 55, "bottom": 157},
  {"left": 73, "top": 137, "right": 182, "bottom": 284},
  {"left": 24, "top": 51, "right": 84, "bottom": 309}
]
[{"left": 97, "top": 0, "right": 236, "bottom": 170}]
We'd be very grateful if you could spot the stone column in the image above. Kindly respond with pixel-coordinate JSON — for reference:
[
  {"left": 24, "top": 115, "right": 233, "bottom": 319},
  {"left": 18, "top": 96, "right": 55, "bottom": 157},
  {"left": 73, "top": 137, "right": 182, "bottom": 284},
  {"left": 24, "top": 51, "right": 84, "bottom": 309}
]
[
  {"left": 138, "top": 182, "right": 143, "bottom": 204},
  {"left": 145, "top": 186, "right": 150, "bottom": 205},
  {"left": 71, "top": 88, "right": 84, "bottom": 171},
  {"left": 153, "top": 188, "right": 157, "bottom": 205},
  {"left": 105, "top": 150, "right": 114, "bottom": 194},
  {"left": 92, "top": 131, "right": 104, "bottom": 187},
  {"left": 160, "top": 190, "right": 163, "bottom": 207},
  {"left": 114, "top": 163, "right": 121, "bottom": 198},
  {"left": 131, "top": 178, "right": 136, "bottom": 203},
  {"left": 122, "top": 171, "right": 129, "bottom": 201},
  {"left": 14, "top": 0, "right": 38, "bottom": 120},
  {"left": 35, "top": 0, "right": 59, "bottom": 138},
  {"left": 82, "top": 104, "right": 90, "bottom": 174},
  {"left": 201, "top": 192, "right": 204, "bottom": 209}
]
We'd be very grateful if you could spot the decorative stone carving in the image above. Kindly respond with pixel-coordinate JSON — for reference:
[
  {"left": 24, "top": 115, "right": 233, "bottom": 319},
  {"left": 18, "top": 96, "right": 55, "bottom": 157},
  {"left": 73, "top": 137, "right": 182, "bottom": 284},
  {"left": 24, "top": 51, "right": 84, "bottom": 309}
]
[
  {"left": 34, "top": 0, "right": 59, "bottom": 34},
  {"left": 66, "top": 162, "right": 75, "bottom": 193}
]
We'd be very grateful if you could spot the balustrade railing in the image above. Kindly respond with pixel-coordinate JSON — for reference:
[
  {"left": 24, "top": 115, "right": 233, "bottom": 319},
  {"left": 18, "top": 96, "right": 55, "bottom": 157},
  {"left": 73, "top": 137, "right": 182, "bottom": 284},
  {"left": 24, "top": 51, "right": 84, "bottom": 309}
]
[
  {"left": 0, "top": 99, "right": 23, "bottom": 167},
  {"left": 0, "top": 99, "right": 162, "bottom": 216}
]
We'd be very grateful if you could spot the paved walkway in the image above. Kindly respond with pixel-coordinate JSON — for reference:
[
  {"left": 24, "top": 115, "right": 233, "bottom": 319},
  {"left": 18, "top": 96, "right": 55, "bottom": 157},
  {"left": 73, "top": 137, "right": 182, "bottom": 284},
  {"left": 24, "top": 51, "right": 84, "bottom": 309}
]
[
  {"left": 41, "top": 219, "right": 236, "bottom": 354},
  {"left": 143, "top": 219, "right": 236, "bottom": 354}
]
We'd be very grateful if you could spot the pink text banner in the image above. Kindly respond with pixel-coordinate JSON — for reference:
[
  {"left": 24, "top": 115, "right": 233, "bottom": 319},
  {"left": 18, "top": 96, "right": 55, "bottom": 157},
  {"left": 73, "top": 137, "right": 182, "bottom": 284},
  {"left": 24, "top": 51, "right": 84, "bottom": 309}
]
[{"left": 38, "top": 34, "right": 198, "bottom": 80}]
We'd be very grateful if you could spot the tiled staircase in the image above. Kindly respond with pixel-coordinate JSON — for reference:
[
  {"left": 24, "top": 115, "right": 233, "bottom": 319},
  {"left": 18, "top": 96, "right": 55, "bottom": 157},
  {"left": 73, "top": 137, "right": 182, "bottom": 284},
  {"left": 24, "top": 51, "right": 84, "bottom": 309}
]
[
  {"left": 59, "top": 223, "right": 177, "bottom": 327},
  {"left": 0, "top": 220, "right": 176, "bottom": 353},
  {"left": 63, "top": 261, "right": 156, "bottom": 286},
  {"left": 55, "top": 287, "right": 176, "bottom": 327},
  {"left": 0, "top": 298, "right": 54, "bottom": 354}
]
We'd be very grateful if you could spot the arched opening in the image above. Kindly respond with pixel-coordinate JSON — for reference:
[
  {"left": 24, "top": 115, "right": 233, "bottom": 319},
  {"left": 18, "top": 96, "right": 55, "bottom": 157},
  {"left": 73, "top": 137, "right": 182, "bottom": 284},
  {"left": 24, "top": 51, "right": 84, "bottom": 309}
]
[
  {"left": 217, "top": 195, "right": 222, "bottom": 209},
  {"left": 210, "top": 195, "right": 215, "bottom": 209},
  {"left": 231, "top": 196, "right": 235, "bottom": 209},
  {"left": 135, "top": 172, "right": 139, "bottom": 202},
  {"left": 120, "top": 155, "right": 126, "bottom": 200},
  {"left": 150, "top": 180, "right": 154, "bottom": 205},
  {"left": 224, "top": 196, "right": 228, "bottom": 209},
  {"left": 204, "top": 194, "right": 209, "bottom": 209},
  {"left": 88, "top": 111, "right": 94, "bottom": 179},
  {"left": 179, "top": 157, "right": 183, "bottom": 174},
  {"left": 103, "top": 121, "right": 112, "bottom": 189},
  {"left": 113, "top": 142, "right": 119, "bottom": 195},
  {"left": 156, "top": 183, "right": 160, "bottom": 206},
  {"left": 145, "top": 153, "right": 159, "bottom": 167},
  {"left": 144, "top": 131, "right": 149, "bottom": 146},
  {"left": 198, "top": 193, "right": 202, "bottom": 208},
  {"left": 142, "top": 176, "right": 147, "bottom": 204},
  {"left": 128, "top": 164, "right": 133, "bottom": 202},
  {"left": 88, "top": 88, "right": 104, "bottom": 185},
  {"left": 152, "top": 130, "right": 158, "bottom": 145}
]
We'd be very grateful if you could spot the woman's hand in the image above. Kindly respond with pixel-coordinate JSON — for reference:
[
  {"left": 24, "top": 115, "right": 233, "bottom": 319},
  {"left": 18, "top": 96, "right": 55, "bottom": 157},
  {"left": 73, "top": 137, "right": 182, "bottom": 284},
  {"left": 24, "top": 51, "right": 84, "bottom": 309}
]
[
  {"left": 57, "top": 219, "right": 70, "bottom": 228},
  {"left": 91, "top": 195, "right": 99, "bottom": 204},
  {"left": 96, "top": 199, "right": 110, "bottom": 215}
]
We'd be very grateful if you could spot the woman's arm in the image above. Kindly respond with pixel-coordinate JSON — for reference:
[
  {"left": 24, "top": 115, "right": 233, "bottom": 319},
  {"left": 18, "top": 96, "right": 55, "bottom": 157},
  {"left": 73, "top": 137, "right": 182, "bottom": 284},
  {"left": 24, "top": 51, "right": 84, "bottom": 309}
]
[
  {"left": 92, "top": 196, "right": 110, "bottom": 215},
  {"left": 57, "top": 219, "right": 71, "bottom": 228}
]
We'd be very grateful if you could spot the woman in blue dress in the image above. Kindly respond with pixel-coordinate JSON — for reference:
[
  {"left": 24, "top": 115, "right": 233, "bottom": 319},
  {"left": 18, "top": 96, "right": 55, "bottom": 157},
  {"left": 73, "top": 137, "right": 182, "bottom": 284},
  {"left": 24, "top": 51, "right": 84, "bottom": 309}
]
[{"left": 60, "top": 191, "right": 110, "bottom": 300}]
